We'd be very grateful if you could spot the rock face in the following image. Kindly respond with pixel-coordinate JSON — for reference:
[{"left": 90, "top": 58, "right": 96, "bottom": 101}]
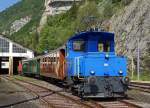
[
  {"left": 39, "top": 0, "right": 81, "bottom": 32},
  {"left": 38, "top": 0, "right": 51, "bottom": 32},
  {"left": 45, "top": 0, "right": 81, "bottom": 16},
  {"left": 2, "top": 16, "right": 31, "bottom": 35},
  {"left": 10, "top": 16, "right": 31, "bottom": 34},
  {"left": 111, "top": 0, "right": 150, "bottom": 56},
  {"left": 110, "top": 0, "right": 150, "bottom": 73}
]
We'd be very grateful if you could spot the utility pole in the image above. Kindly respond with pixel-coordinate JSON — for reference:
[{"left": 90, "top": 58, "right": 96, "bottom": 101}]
[
  {"left": 137, "top": 36, "right": 140, "bottom": 80},
  {"left": 131, "top": 56, "right": 134, "bottom": 79}
]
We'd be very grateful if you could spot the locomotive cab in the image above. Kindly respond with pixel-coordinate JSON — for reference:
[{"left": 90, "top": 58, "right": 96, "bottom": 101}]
[{"left": 66, "top": 31, "right": 129, "bottom": 98}]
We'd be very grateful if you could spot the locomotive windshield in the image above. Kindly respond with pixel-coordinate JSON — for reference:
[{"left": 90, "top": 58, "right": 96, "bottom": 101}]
[
  {"left": 73, "top": 40, "right": 85, "bottom": 51},
  {"left": 98, "top": 41, "right": 111, "bottom": 52}
]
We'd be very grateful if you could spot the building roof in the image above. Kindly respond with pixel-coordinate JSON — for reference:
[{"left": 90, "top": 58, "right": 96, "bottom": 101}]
[{"left": 0, "top": 34, "right": 34, "bottom": 53}]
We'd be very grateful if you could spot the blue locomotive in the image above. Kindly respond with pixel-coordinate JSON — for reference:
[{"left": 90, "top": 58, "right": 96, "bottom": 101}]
[
  {"left": 21, "top": 30, "right": 129, "bottom": 98},
  {"left": 66, "top": 30, "right": 129, "bottom": 98}
]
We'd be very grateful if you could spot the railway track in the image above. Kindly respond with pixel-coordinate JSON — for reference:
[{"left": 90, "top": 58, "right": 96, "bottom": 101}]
[
  {"left": 3, "top": 76, "right": 94, "bottom": 108},
  {"left": 130, "top": 82, "right": 150, "bottom": 93},
  {"left": 86, "top": 99, "right": 142, "bottom": 108},
  {"left": 2, "top": 76, "right": 142, "bottom": 108}
]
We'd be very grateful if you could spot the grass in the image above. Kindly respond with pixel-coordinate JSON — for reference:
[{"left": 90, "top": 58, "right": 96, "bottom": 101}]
[{"left": 130, "top": 72, "right": 150, "bottom": 81}]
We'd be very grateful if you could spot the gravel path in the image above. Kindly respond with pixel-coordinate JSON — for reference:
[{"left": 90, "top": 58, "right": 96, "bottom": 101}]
[
  {"left": 0, "top": 77, "right": 43, "bottom": 108},
  {"left": 1, "top": 75, "right": 150, "bottom": 108},
  {"left": 127, "top": 89, "right": 150, "bottom": 108}
]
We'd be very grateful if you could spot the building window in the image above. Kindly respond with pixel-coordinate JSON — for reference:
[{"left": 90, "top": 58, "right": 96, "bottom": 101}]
[
  {"left": 0, "top": 38, "right": 9, "bottom": 52},
  {"left": 13, "top": 44, "right": 27, "bottom": 53}
]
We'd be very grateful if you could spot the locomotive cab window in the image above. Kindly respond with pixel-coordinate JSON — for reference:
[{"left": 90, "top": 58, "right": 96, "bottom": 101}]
[
  {"left": 98, "top": 41, "right": 110, "bottom": 52},
  {"left": 73, "top": 40, "right": 85, "bottom": 51}
]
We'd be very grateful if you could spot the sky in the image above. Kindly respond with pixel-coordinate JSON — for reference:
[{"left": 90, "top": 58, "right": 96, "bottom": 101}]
[{"left": 0, "top": 0, "right": 20, "bottom": 12}]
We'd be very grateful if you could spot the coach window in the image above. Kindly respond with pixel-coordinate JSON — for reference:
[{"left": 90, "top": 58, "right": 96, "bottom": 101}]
[{"left": 73, "top": 40, "right": 85, "bottom": 51}]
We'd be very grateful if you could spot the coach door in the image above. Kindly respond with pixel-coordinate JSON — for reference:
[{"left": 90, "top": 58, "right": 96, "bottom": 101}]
[{"left": 59, "top": 49, "right": 66, "bottom": 80}]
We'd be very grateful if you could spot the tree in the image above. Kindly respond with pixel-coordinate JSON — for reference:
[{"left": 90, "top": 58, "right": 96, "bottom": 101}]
[{"left": 37, "top": 27, "right": 49, "bottom": 53}]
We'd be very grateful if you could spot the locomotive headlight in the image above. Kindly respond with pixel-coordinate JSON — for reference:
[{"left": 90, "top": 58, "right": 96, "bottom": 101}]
[
  {"left": 105, "top": 54, "right": 109, "bottom": 59},
  {"left": 119, "top": 70, "right": 123, "bottom": 75},
  {"left": 90, "top": 70, "right": 95, "bottom": 75}
]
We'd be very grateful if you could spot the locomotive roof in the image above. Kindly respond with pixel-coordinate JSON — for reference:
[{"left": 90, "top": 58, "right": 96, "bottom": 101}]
[{"left": 68, "top": 31, "right": 114, "bottom": 41}]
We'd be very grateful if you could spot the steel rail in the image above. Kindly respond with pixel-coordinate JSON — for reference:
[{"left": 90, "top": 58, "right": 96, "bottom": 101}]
[
  {"left": 130, "top": 82, "right": 150, "bottom": 93},
  {"left": 1, "top": 76, "right": 53, "bottom": 108},
  {"left": 120, "top": 100, "right": 142, "bottom": 108},
  {"left": 89, "top": 100, "right": 142, "bottom": 108},
  {"left": 131, "top": 82, "right": 150, "bottom": 86},
  {"left": 2, "top": 76, "right": 143, "bottom": 108},
  {"left": 5, "top": 76, "right": 94, "bottom": 108}
]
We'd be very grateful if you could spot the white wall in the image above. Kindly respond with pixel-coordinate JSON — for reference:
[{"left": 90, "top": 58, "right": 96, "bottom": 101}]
[{"left": 0, "top": 38, "right": 34, "bottom": 59}]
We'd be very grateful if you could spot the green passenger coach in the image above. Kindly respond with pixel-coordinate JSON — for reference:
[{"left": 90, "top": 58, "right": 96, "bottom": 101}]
[{"left": 22, "top": 58, "right": 40, "bottom": 75}]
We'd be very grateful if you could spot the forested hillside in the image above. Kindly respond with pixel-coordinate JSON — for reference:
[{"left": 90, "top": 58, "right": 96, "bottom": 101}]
[
  {"left": 0, "top": 0, "right": 45, "bottom": 50},
  {"left": 0, "top": 0, "right": 131, "bottom": 52},
  {"left": 37, "top": 0, "right": 149, "bottom": 80},
  {"left": 38, "top": 0, "right": 131, "bottom": 52},
  {"left": 0, "top": 0, "right": 149, "bottom": 80}
]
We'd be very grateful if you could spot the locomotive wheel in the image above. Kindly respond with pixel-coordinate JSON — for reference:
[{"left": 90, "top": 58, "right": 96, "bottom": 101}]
[
  {"left": 79, "top": 91, "right": 84, "bottom": 98},
  {"left": 64, "top": 86, "right": 72, "bottom": 93},
  {"left": 124, "top": 93, "right": 128, "bottom": 99}
]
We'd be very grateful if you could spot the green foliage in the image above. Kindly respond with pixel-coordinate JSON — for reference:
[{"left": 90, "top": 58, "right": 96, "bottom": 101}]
[
  {"left": 129, "top": 52, "right": 150, "bottom": 81},
  {"left": 37, "top": 1, "right": 99, "bottom": 53},
  {"left": 0, "top": 0, "right": 45, "bottom": 50},
  {"left": 131, "top": 72, "right": 150, "bottom": 81},
  {"left": 97, "top": 0, "right": 127, "bottom": 19},
  {"left": 142, "top": 53, "right": 150, "bottom": 73},
  {"left": 0, "top": 0, "right": 44, "bottom": 33},
  {"left": 0, "top": 0, "right": 131, "bottom": 53},
  {"left": 37, "top": 0, "right": 128, "bottom": 53},
  {"left": 121, "top": 0, "right": 133, "bottom": 5},
  {"left": 76, "top": 1, "right": 100, "bottom": 30},
  {"left": 37, "top": 13, "right": 76, "bottom": 53}
]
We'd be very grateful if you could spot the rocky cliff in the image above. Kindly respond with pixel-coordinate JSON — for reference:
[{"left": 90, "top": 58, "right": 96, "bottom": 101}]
[
  {"left": 10, "top": 16, "right": 31, "bottom": 34},
  {"left": 110, "top": 0, "right": 150, "bottom": 74}
]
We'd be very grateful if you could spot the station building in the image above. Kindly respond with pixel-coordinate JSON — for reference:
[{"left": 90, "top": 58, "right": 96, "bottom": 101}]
[{"left": 0, "top": 35, "right": 34, "bottom": 75}]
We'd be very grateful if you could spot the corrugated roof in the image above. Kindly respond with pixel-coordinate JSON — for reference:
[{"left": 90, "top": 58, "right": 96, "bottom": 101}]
[{"left": 0, "top": 34, "right": 34, "bottom": 53}]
